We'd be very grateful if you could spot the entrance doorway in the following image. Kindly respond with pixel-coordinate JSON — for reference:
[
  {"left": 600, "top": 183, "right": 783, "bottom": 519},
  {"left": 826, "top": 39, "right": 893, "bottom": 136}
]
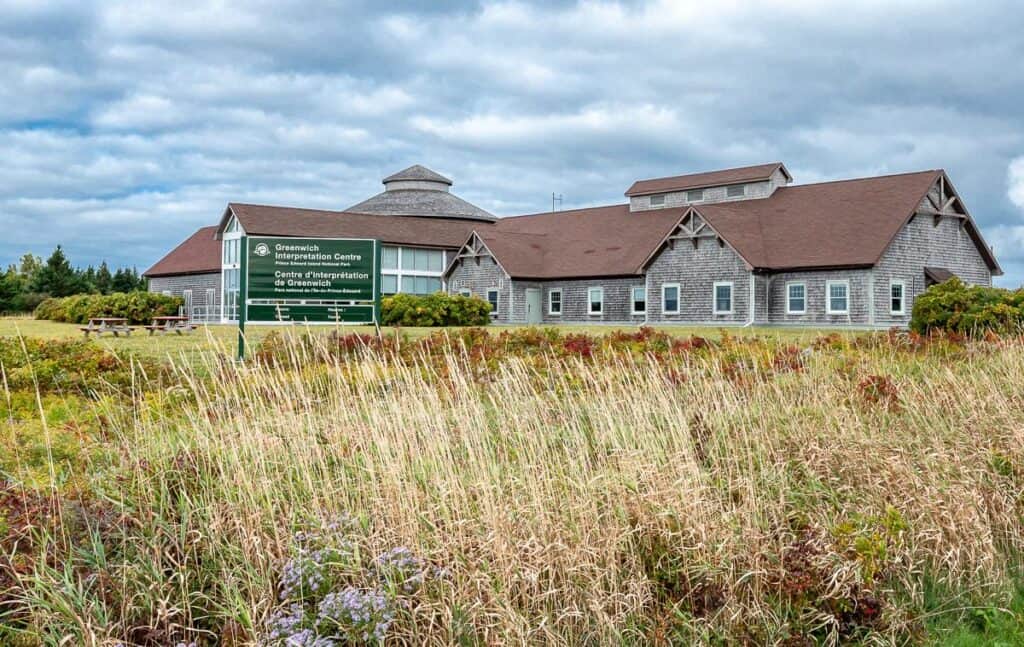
[{"left": 525, "top": 288, "right": 542, "bottom": 324}]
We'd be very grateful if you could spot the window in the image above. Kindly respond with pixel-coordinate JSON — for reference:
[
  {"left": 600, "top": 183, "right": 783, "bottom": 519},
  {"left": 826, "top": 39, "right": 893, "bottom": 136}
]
[
  {"left": 649, "top": 194, "right": 665, "bottom": 206},
  {"left": 548, "top": 288, "right": 562, "bottom": 315},
  {"left": 182, "top": 289, "right": 192, "bottom": 314},
  {"left": 588, "top": 287, "right": 603, "bottom": 315},
  {"left": 401, "top": 247, "right": 443, "bottom": 272},
  {"left": 727, "top": 184, "right": 746, "bottom": 198},
  {"left": 826, "top": 280, "right": 849, "bottom": 314},
  {"left": 457, "top": 288, "right": 471, "bottom": 297},
  {"left": 890, "top": 280, "right": 905, "bottom": 315},
  {"left": 161, "top": 290, "right": 172, "bottom": 297},
  {"left": 786, "top": 282, "right": 806, "bottom": 314},
  {"left": 713, "top": 282, "right": 733, "bottom": 314},
  {"left": 486, "top": 289, "right": 499, "bottom": 314},
  {"left": 687, "top": 189, "right": 704, "bottom": 202},
  {"left": 662, "top": 283, "right": 680, "bottom": 314},
  {"left": 401, "top": 276, "right": 442, "bottom": 294},
  {"left": 383, "top": 246, "right": 445, "bottom": 296},
  {"left": 631, "top": 286, "right": 646, "bottom": 314}
]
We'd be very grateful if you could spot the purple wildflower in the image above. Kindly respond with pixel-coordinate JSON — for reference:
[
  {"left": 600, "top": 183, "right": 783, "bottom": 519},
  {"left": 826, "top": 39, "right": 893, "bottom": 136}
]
[
  {"left": 317, "top": 587, "right": 395, "bottom": 643},
  {"left": 374, "top": 546, "right": 427, "bottom": 594}
]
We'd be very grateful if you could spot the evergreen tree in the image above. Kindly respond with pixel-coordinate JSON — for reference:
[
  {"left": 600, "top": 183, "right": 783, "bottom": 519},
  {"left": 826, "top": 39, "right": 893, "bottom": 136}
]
[
  {"left": 18, "top": 253, "right": 43, "bottom": 284},
  {"left": 82, "top": 265, "right": 97, "bottom": 293},
  {"left": 33, "top": 246, "right": 83, "bottom": 297},
  {"left": 0, "top": 267, "right": 22, "bottom": 312},
  {"left": 111, "top": 267, "right": 134, "bottom": 293},
  {"left": 95, "top": 261, "right": 113, "bottom": 294}
]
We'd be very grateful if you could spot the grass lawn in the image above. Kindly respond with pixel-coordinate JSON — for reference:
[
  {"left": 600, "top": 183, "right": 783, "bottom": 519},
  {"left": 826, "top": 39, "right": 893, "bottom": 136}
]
[{"left": 0, "top": 316, "right": 845, "bottom": 361}]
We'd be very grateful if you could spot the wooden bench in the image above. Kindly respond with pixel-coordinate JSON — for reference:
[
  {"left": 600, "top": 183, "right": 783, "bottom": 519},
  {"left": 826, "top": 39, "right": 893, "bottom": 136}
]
[
  {"left": 81, "top": 318, "right": 135, "bottom": 338},
  {"left": 145, "top": 316, "right": 195, "bottom": 336}
]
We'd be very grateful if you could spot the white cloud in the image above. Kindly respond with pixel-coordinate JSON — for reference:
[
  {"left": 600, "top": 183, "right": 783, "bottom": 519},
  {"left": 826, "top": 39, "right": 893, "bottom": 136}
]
[{"left": 1009, "top": 157, "right": 1024, "bottom": 210}]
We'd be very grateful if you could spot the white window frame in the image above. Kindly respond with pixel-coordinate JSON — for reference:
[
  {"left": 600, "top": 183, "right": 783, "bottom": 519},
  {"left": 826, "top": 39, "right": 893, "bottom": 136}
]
[
  {"left": 631, "top": 286, "right": 647, "bottom": 315},
  {"left": 687, "top": 189, "right": 705, "bottom": 202},
  {"left": 726, "top": 184, "right": 746, "bottom": 198},
  {"left": 785, "top": 281, "right": 806, "bottom": 314},
  {"left": 457, "top": 288, "right": 472, "bottom": 297},
  {"left": 649, "top": 194, "right": 665, "bottom": 206},
  {"left": 384, "top": 246, "right": 446, "bottom": 295},
  {"left": 826, "top": 280, "right": 850, "bottom": 315},
  {"left": 890, "top": 280, "right": 906, "bottom": 315},
  {"left": 588, "top": 287, "right": 604, "bottom": 315},
  {"left": 221, "top": 215, "right": 244, "bottom": 323},
  {"left": 486, "top": 288, "right": 499, "bottom": 316},
  {"left": 662, "top": 283, "right": 680, "bottom": 314},
  {"left": 548, "top": 288, "right": 562, "bottom": 315},
  {"left": 713, "top": 281, "right": 733, "bottom": 315}
]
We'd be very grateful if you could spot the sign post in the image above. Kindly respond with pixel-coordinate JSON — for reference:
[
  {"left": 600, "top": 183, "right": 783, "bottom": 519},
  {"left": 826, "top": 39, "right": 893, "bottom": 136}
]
[{"left": 236, "top": 236, "right": 380, "bottom": 360}]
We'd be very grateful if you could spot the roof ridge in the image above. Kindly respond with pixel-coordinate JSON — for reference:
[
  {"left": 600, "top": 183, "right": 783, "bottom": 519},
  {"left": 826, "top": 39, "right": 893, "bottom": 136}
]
[
  {"left": 632, "top": 161, "right": 783, "bottom": 185},
  {"left": 784, "top": 169, "right": 941, "bottom": 190}
]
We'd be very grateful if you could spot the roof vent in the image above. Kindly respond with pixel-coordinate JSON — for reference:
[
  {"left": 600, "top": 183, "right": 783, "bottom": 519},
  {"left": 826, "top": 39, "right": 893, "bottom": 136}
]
[{"left": 382, "top": 165, "right": 453, "bottom": 192}]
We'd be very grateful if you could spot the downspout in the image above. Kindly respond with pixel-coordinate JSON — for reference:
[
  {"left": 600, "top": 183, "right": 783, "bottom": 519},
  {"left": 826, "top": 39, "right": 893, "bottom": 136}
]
[{"left": 743, "top": 272, "right": 756, "bottom": 327}]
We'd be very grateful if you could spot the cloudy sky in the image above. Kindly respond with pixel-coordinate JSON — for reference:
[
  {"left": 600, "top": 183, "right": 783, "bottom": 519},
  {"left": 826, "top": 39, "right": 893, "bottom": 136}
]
[{"left": 2, "top": 0, "right": 1023, "bottom": 285}]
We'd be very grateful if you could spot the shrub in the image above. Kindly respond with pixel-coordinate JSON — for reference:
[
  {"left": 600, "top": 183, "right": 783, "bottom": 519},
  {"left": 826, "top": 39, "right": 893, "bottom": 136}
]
[
  {"left": 910, "top": 278, "right": 1024, "bottom": 336},
  {"left": 381, "top": 292, "right": 491, "bottom": 327},
  {"left": 34, "top": 291, "right": 182, "bottom": 325}
]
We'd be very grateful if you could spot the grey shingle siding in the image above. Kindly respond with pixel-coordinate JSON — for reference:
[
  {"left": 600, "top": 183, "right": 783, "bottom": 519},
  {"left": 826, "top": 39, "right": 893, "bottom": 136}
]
[
  {"left": 630, "top": 167, "right": 790, "bottom": 212},
  {"left": 446, "top": 255, "right": 511, "bottom": 322},
  {"left": 148, "top": 273, "right": 221, "bottom": 318},
  {"left": 763, "top": 270, "right": 871, "bottom": 326},
  {"left": 646, "top": 236, "right": 752, "bottom": 324},
  {"left": 513, "top": 278, "right": 647, "bottom": 324},
  {"left": 871, "top": 213, "right": 992, "bottom": 327}
]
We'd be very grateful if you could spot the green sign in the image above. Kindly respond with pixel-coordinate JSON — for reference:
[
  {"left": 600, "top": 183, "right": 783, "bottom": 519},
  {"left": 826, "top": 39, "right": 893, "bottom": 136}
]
[
  {"left": 247, "top": 304, "right": 375, "bottom": 323},
  {"left": 237, "top": 236, "right": 382, "bottom": 359},
  {"left": 246, "top": 237, "right": 377, "bottom": 301}
]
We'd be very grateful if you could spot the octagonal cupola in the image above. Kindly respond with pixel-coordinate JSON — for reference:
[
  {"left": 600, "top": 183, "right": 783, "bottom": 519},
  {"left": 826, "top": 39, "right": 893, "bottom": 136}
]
[
  {"left": 347, "top": 164, "right": 497, "bottom": 221},
  {"left": 382, "top": 165, "right": 453, "bottom": 192}
]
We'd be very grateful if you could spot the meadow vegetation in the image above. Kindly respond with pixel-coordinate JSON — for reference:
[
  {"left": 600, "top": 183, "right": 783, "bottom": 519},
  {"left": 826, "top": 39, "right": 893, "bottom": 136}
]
[{"left": 0, "top": 323, "right": 1021, "bottom": 645}]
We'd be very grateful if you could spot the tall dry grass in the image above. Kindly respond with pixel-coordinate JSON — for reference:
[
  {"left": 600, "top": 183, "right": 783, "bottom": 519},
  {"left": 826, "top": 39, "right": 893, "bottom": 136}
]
[{"left": 14, "top": 332, "right": 1024, "bottom": 644}]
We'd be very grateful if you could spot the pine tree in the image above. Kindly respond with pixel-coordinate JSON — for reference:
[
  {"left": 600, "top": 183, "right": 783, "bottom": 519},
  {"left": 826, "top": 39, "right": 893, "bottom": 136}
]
[
  {"left": 95, "top": 261, "right": 112, "bottom": 294},
  {"left": 33, "top": 246, "right": 83, "bottom": 297}
]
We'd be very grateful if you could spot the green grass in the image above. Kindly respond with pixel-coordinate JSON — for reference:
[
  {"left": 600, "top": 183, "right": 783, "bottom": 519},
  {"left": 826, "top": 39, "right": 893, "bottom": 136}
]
[{"left": 0, "top": 316, "right": 843, "bottom": 361}]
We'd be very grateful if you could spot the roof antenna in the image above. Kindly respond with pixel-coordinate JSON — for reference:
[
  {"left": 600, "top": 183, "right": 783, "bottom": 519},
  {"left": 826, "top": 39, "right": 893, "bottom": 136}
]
[{"left": 552, "top": 192, "right": 563, "bottom": 212}]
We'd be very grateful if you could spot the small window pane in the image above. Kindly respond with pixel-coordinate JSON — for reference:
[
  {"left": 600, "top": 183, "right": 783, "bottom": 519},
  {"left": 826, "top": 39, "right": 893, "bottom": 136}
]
[
  {"left": 382, "top": 274, "right": 397, "bottom": 294},
  {"left": 400, "top": 248, "right": 414, "bottom": 270},
  {"left": 727, "top": 185, "right": 745, "bottom": 198},
  {"left": 382, "top": 246, "right": 398, "bottom": 270},
  {"left": 891, "top": 283, "right": 904, "bottom": 313},
  {"left": 663, "top": 285, "right": 679, "bottom": 313},
  {"left": 715, "top": 284, "right": 732, "bottom": 313},
  {"left": 401, "top": 275, "right": 415, "bottom": 293},
  {"left": 549, "top": 290, "right": 562, "bottom": 314},
  {"left": 788, "top": 284, "right": 805, "bottom": 313},
  {"left": 426, "top": 277, "right": 441, "bottom": 293},
  {"left": 687, "top": 189, "right": 704, "bottom": 202},
  {"left": 828, "top": 283, "right": 848, "bottom": 313},
  {"left": 649, "top": 194, "right": 665, "bottom": 206},
  {"left": 428, "top": 249, "right": 444, "bottom": 272},
  {"left": 632, "top": 287, "right": 646, "bottom": 313}
]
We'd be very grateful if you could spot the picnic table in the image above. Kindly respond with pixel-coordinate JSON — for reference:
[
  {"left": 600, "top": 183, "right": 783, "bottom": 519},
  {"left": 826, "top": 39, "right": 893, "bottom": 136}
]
[
  {"left": 144, "top": 315, "right": 195, "bottom": 336},
  {"left": 80, "top": 318, "right": 135, "bottom": 338}
]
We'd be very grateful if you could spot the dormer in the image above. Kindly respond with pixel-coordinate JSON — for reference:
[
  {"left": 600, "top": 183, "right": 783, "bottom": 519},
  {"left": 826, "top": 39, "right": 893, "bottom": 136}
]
[{"left": 626, "top": 162, "right": 792, "bottom": 212}]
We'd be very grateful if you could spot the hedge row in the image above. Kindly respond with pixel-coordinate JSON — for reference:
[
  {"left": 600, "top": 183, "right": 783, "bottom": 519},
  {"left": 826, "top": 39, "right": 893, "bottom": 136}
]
[
  {"left": 381, "top": 292, "right": 492, "bottom": 327},
  {"left": 910, "top": 278, "right": 1024, "bottom": 335},
  {"left": 35, "top": 291, "right": 183, "bottom": 325}
]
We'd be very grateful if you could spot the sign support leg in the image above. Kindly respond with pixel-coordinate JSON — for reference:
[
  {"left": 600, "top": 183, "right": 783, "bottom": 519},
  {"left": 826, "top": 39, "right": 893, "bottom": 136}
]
[{"left": 237, "top": 235, "right": 248, "bottom": 361}]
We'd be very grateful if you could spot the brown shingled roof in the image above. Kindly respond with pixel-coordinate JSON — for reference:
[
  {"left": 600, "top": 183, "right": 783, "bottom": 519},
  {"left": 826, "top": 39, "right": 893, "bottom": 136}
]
[
  {"left": 693, "top": 170, "right": 954, "bottom": 270},
  {"left": 467, "top": 204, "right": 685, "bottom": 279},
  {"left": 144, "top": 226, "right": 220, "bottom": 277},
  {"left": 220, "top": 203, "right": 481, "bottom": 248},
  {"left": 626, "top": 162, "right": 790, "bottom": 197}
]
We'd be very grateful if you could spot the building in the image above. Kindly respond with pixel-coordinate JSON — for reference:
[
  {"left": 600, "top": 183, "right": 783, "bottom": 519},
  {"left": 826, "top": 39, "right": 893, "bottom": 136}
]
[{"left": 144, "top": 162, "right": 1001, "bottom": 327}]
